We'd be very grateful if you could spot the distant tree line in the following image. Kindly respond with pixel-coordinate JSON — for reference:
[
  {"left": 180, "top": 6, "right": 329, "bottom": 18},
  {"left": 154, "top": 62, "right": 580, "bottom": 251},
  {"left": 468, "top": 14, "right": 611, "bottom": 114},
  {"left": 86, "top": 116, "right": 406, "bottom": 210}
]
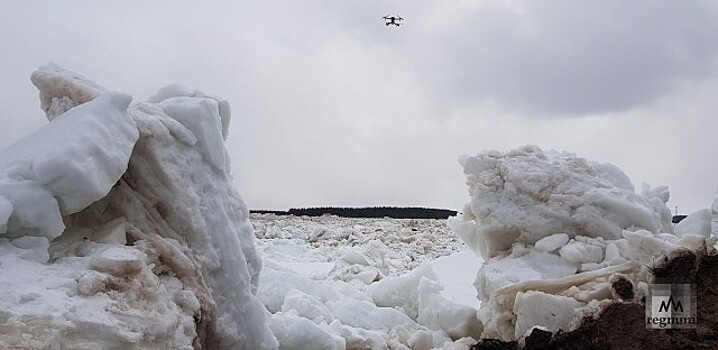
[
  {"left": 250, "top": 206, "right": 458, "bottom": 219},
  {"left": 251, "top": 208, "right": 692, "bottom": 222}
]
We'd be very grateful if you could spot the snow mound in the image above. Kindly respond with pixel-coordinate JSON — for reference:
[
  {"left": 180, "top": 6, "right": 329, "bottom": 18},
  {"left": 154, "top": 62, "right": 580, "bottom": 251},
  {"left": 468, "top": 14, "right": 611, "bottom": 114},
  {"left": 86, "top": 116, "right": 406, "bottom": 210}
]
[
  {"left": 453, "top": 145, "right": 673, "bottom": 259},
  {"left": 451, "top": 145, "right": 716, "bottom": 342},
  {"left": 0, "top": 64, "right": 276, "bottom": 349}
]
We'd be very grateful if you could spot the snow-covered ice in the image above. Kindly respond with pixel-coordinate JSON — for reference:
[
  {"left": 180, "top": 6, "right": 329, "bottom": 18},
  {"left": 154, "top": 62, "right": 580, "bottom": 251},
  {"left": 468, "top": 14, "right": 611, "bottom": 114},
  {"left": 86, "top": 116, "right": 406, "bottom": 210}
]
[
  {"left": 533, "top": 233, "right": 570, "bottom": 252},
  {"left": 0, "top": 91, "right": 137, "bottom": 239},
  {"left": 453, "top": 145, "right": 673, "bottom": 260},
  {"left": 452, "top": 145, "right": 717, "bottom": 342},
  {"left": 252, "top": 214, "right": 484, "bottom": 349},
  {"left": 0, "top": 64, "right": 276, "bottom": 349},
  {"left": 675, "top": 208, "right": 712, "bottom": 237}
]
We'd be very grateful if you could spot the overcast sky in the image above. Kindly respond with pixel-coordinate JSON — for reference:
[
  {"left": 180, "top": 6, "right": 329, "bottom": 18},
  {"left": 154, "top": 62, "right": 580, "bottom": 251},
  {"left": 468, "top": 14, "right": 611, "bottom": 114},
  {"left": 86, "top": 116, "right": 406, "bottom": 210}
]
[{"left": 1, "top": 1, "right": 717, "bottom": 213}]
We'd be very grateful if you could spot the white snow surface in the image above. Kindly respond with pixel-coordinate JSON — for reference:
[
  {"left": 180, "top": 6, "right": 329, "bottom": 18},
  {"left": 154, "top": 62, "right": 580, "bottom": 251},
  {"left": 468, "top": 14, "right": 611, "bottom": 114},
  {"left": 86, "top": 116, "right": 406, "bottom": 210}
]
[
  {"left": 252, "top": 214, "right": 484, "bottom": 349},
  {"left": 455, "top": 145, "right": 673, "bottom": 259},
  {"left": 452, "top": 145, "right": 717, "bottom": 342},
  {"left": 675, "top": 208, "right": 712, "bottom": 237},
  {"left": 0, "top": 92, "right": 137, "bottom": 239},
  {"left": 0, "top": 64, "right": 276, "bottom": 349}
]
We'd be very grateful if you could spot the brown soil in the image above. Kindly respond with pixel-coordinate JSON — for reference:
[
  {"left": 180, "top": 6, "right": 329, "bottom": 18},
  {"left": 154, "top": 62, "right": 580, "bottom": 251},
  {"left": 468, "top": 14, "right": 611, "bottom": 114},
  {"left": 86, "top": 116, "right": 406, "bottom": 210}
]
[
  {"left": 610, "top": 275, "right": 635, "bottom": 301},
  {"left": 472, "top": 249, "right": 718, "bottom": 350}
]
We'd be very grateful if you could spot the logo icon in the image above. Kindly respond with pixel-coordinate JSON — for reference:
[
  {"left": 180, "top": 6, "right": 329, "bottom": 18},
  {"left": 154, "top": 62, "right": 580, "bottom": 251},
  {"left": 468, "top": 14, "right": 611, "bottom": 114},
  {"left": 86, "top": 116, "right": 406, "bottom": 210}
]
[{"left": 646, "top": 284, "right": 697, "bottom": 329}]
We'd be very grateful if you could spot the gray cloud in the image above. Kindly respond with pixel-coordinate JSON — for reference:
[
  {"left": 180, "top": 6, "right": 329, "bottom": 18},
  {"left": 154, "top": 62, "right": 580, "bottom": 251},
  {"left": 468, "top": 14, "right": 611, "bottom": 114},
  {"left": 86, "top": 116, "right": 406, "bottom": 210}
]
[{"left": 408, "top": 1, "right": 718, "bottom": 115}]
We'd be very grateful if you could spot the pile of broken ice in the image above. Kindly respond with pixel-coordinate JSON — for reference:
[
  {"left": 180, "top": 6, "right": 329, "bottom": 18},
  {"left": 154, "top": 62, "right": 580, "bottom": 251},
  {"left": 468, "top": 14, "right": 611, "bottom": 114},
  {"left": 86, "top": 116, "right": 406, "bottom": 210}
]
[
  {"left": 450, "top": 145, "right": 717, "bottom": 342},
  {"left": 0, "top": 64, "right": 276, "bottom": 349}
]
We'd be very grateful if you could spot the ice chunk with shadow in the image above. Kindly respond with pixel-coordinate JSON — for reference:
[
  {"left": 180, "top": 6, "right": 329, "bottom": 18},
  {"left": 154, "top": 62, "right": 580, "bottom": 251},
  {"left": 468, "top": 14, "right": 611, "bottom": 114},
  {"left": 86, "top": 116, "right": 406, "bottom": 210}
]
[
  {"left": 534, "top": 233, "right": 569, "bottom": 252},
  {"left": 417, "top": 277, "right": 482, "bottom": 340},
  {"left": 367, "top": 264, "right": 438, "bottom": 320},
  {"left": 281, "top": 289, "right": 334, "bottom": 324},
  {"left": 513, "top": 291, "right": 583, "bottom": 340},
  {"left": 675, "top": 209, "right": 711, "bottom": 237},
  {"left": 269, "top": 311, "right": 346, "bottom": 350}
]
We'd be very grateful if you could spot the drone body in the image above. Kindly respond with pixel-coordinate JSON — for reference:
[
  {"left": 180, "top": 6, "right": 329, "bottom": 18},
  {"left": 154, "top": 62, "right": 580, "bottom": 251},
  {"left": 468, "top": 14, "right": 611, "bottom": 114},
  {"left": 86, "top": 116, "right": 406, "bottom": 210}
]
[{"left": 383, "top": 15, "right": 403, "bottom": 26}]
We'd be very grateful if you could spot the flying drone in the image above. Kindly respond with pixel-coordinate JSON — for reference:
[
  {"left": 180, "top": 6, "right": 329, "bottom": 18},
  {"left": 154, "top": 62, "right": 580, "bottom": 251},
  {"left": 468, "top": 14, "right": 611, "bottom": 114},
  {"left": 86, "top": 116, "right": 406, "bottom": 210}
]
[{"left": 383, "top": 15, "right": 403, "bottom": 26}]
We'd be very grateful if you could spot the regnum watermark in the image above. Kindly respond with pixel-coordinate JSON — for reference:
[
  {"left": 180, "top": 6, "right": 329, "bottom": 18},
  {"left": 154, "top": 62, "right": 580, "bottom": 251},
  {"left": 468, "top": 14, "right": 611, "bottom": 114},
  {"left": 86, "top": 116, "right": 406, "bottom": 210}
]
[{"left": 646, "top": 284, "right": 697, "bottom": 329}]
